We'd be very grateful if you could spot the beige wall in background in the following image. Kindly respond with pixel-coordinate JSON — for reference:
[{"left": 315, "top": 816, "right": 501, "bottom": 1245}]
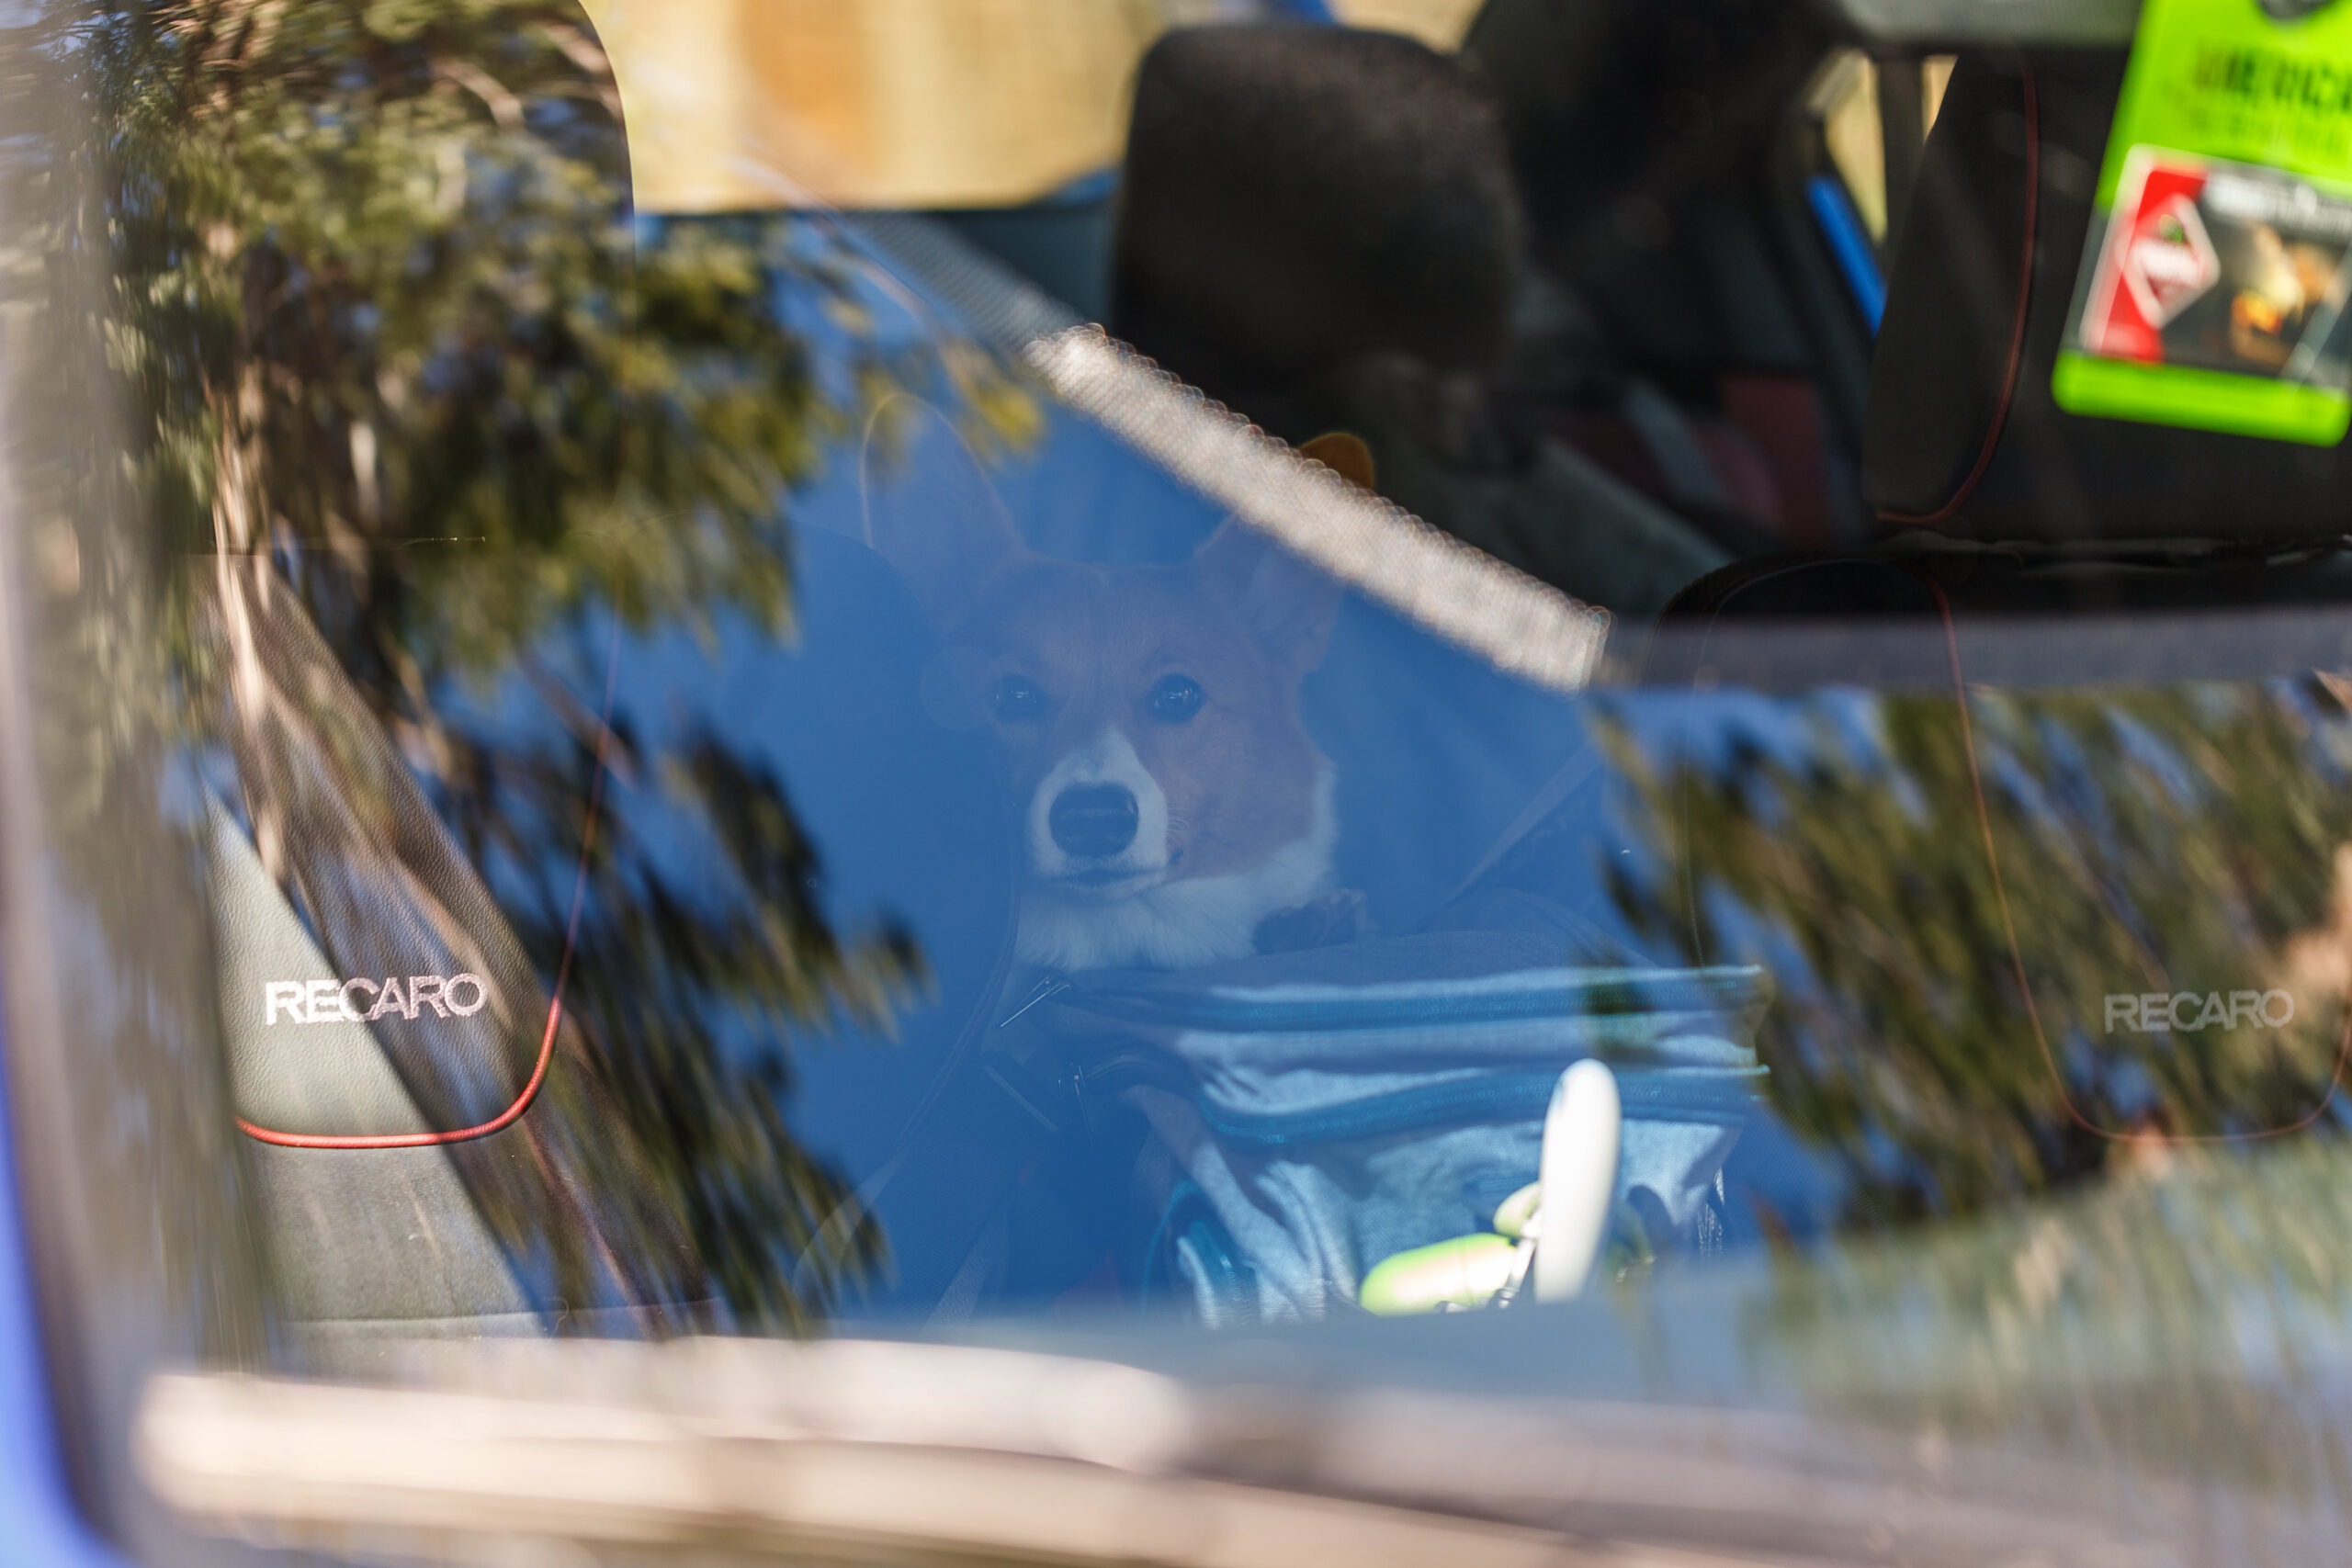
[
  {"left": 579, "top": 0, "right": 1486, "bottom": 214},
  {"left": 1334, "top": 0, "right": 1485, "bottom": 46}
]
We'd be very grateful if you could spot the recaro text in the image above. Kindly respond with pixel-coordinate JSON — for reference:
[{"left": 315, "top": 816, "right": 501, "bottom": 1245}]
[
  {"left": 264, "top": 974, "right": 490, "bottom": 1026},
  {"left": 2104, "top": 989, "right": 2294, "bottom": 1034}
]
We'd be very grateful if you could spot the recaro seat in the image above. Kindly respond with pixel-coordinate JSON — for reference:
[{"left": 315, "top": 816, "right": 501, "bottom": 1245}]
[
  {"left": 195, "top": 0, "right": 658, "bottom": 1374},
  {"left": 1663, "top": 47, "right": 2352, "bottom": 629},
  {"left": 212, "top": 525, "right": 1017, "bottom": 1366},
  {"left": 200, "top": 6, "right": 1020, "bottom": 1365},
  {"left": 1871, "top": 50, "right": 2352, "bottom": 550}
]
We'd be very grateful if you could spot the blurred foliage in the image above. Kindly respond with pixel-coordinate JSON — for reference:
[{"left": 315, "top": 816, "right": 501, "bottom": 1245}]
[
  {"left": 1755, "top": 1134, "right": 2352, "bottom": 1503},
  {"left": 18, "top": 0, "right": 1040, "bottom": 1330},
  {"left": 1600, "top": 678, "right": 2352, "bottom": 1234}
]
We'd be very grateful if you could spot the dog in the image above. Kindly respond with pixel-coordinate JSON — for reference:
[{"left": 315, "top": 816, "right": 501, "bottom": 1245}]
[{"left": 872, "top": 491, "right": 1343, "bottom": 972}]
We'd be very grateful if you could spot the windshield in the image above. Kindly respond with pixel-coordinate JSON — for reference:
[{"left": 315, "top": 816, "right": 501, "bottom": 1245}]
[{"left": 18, "top": 0, "right": 2352, "bottom": 1561}]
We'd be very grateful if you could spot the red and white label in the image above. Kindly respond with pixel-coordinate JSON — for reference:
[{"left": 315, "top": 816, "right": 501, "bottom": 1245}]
[{"left": 2083, "top": 156, "right": 2222, "bottom": 360}]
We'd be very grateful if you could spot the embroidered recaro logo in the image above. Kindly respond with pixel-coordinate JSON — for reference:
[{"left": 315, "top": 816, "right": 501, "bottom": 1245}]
[
  {"left": 264, "top": 975, "right": 489, "bottom": 1026},
  {"left": 2103, "top": 989, "right": 2294, "bottom": 1034}
]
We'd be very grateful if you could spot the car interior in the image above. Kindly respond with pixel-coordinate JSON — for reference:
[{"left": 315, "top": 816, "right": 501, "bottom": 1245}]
[{"left": 191, "top": 0, "right": 2352, "bottom": 1359}]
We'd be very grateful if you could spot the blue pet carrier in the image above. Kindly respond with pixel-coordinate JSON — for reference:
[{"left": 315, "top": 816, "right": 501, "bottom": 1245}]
[{"left": 1038, "top": 931, "right": 1770, "bottom": 1325}]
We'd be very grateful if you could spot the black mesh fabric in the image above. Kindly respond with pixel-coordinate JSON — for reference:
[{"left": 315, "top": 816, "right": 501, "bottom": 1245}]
[{"left": 1112, "top": 24, "right": 1524, "bottom": 396}]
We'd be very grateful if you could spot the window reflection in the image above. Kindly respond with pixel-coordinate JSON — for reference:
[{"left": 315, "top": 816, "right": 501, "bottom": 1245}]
[{"left": 61, "top": 0, "right": 2352, "bottom": 1353}]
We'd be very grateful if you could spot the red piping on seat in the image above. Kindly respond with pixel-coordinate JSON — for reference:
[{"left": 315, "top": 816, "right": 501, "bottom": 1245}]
[
  {"left": 235, "top": 1001, "right": 565, "bottom": 1149},
  {"left": 238, "top": 626, "right": 619, "bottom": 1151},
  {"left": 1878, "top": 61, "right": 2040, "bottom": 530},
  {"left": 1932, "top": 575, "right": 2352, "bottom": 1145}
]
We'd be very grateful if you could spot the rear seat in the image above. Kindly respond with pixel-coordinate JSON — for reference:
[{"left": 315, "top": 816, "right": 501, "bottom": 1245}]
[{"left": 1110, "top": 23, "right": 1730, "bottom": 617}]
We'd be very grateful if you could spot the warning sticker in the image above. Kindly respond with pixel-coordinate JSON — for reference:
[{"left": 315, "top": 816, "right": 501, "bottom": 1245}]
[
  {"left": 2088, "top": 171, "right": 2222, "bottom": 348},
  {"left": 2077, "top": 148, "right": 2352, "bottom": 379},
  {"left": 2053, "top": 0, "right": 2352, "bottom": 445}
]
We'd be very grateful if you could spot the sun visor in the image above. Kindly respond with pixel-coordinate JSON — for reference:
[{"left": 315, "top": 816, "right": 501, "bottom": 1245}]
[
  {"left": 1861, "top": 50, "right": 2352, "bottom": 545},
  {"left": 1832, "top": 0, "right": 2137, "bottom": 49}
]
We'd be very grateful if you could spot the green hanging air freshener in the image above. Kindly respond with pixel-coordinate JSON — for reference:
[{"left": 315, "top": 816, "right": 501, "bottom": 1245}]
[{"left": 2053, "top": 0, "right": 2352, "bottom": 444}]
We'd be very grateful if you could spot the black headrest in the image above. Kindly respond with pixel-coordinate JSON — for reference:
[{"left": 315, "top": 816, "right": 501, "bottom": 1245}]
[
  {"left": 1112, "top": 25, "right": 1523, "bottom": 397},
  {"left": 1863, "top": 51, "right": 2352, "bottom": 544}
]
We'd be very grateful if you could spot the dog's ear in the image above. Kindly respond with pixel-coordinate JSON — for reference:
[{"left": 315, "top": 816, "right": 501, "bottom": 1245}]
[
  {"left": 1299, "top": 431, "right": 1376, "bottom": 492},
  {"left": 1193, "top": 520, "right": 1340, "bottom": 675},
  {"left": 860, "top": 399, "right": 1026, "bottom": 627}
]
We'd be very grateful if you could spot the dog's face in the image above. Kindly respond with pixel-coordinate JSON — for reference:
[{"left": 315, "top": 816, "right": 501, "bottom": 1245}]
[{"left": 875, "top": 502, "right": 1340, "bottom": 970}]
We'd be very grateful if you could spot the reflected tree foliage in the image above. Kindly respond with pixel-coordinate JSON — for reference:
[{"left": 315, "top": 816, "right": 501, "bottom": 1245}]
[
  {"left": 1601, "top": 678, "right": 2352, "bottom": 1233},
  {"left": 1754, "top": 1135, "right": 2352, "bottom": 1505},
  {"left": 26, "top": 0, "right": 1036, "bottom": 1329}
]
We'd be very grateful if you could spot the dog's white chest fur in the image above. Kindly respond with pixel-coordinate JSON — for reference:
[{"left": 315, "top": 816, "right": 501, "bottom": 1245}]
[{"left": 1017, "top": 766, "right": 1337, "bottom": 971}]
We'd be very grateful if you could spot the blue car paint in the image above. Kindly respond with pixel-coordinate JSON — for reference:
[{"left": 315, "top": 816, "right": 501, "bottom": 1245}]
[{"left": 0, "top": 1000, "right": 127, "bottom": 1565}]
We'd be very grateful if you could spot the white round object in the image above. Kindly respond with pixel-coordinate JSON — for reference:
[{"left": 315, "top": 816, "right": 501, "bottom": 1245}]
[{"left": 1532, "top": 1059, "right": 1621, "bottom": 1303}]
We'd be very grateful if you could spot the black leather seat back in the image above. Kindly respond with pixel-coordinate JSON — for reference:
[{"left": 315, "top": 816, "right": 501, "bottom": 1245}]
[{"left": 1864, "top": 51, "right": 2352, "bottom": 543}]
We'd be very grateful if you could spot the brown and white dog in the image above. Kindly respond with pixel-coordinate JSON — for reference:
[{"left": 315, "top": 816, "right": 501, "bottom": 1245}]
[{"left": 874, "top": 497, "right": 1341, "bottom": 971}]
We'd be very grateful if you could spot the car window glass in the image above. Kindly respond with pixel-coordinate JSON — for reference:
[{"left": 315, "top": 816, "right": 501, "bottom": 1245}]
[{"left": 27, "top": 0, "right": 2352, "bottom": 1386}]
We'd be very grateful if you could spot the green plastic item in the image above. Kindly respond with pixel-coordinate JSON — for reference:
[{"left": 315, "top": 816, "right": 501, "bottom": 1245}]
[
  {"left": 1492, "top": 1181, "right": 1543, "bottom": 1240},
  {"left": 1359, "top": 1232, "right": 1520, "bottom": 1315},
  {"left": 2053, "top": 0, "right": 2352, "bottom": 443}
]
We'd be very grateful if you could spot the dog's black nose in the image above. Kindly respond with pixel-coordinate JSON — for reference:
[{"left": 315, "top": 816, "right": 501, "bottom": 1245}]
[{"left": 1050, "top": 784, "right": 1138, "bottom": 858}]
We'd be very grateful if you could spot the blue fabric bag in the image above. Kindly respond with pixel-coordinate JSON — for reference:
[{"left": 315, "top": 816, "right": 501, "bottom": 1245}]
[{"left": 1044, "top": 931, "right": 1770, "bottom": 1325}]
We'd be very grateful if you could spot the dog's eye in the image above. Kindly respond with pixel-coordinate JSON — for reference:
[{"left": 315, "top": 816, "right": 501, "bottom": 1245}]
[
  {"left": 990, "top": 676, "right": 1046, "bottom": 722},
  {"left": 1148, "top": 674, "right": 1204, "bottom": 723}
]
